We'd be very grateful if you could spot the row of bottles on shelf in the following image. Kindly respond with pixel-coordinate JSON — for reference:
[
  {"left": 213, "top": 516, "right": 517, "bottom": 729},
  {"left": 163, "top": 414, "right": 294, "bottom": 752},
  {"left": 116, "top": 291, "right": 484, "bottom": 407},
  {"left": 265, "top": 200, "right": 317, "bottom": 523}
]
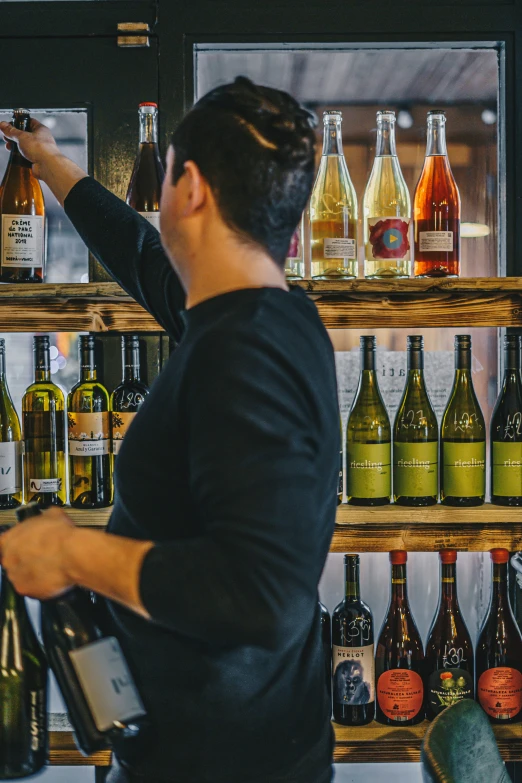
[
  {"left": 339, "top": 333, "right": 522, "bottom": 507},
  {"left": 287, "top": 109, "right": 461, "bottom": 281},
  {"left": 0, "top": 104, "right": 163, "bottom": 282},
  {"left": 0, "top": 334, "right": 148, "bottom": 509},
  {"left": 321, "top": 550, "right": 522, "bottom": 727}
]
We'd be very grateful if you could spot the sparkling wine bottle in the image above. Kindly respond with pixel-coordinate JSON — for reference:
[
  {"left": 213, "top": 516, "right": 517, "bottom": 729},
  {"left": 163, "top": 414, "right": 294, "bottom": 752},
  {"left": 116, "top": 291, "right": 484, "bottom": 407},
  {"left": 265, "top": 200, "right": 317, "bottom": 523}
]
[
  {"left": 285, "top": 216, "right": 304, "bottom": 280},
  {"left": 363, "top": 110, "right": 411, "bottom": 279},
  {"left": 0, "top": 340, "right": 23, "bottom": 510},
  {"left": 413, "top": 111, "right": 461, "bottom": 278},
  {"left": 346, "top": 336, "right": 391, "bottom": 505},
  {"left": 320, "top": 601, "right": 332, "bottom": 707},
  {"left": 440, "top": 335, "right": 486, "bottom": 506},
  {"left": 393, "top": 335, "right": 438, "bottom": 506},
  {"left": 375, "top": 551, "right": 425, "bottom": 726},
  {"left": 310, "top": 111, "right": 357, "bottom": 280},
  {"left": 0, "top": 110, "right": 45, "bottom": 283},
  {"left": 332, "top": 555, "right": 375, "bottom": 726},
  {"left": 110, "top": 336, "right": 149, "bottom": 459},
  {"left": 126, "top": 103, "right": 164, "bottom": 231},
  {"left": 476, "top": 549, "right": 522, "bottom": 724},
  {"left": 424, "top": 550, "right": 474, "bottom": 720},
  {"left": 491, "top": 334, "right": 522, "bottom": 506}
]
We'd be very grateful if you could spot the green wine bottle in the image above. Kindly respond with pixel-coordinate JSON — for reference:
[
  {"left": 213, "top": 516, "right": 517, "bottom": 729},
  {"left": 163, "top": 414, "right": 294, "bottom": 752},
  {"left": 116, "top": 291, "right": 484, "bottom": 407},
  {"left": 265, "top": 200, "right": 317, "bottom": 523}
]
[
  {"left": 440, "top": 335, "right": 485, "bottom": 506},
  {"left": 346, "top": 336, "right": 391, "bottom": 505},
  {"left": 490, "top": 334, "right": 522, "bottom": 506},
  {"left": 393, "top": 335, "right": 438, "bottom": 506},
  {"left": 0, "top": 339, "right": 23, "bottom": 510}
]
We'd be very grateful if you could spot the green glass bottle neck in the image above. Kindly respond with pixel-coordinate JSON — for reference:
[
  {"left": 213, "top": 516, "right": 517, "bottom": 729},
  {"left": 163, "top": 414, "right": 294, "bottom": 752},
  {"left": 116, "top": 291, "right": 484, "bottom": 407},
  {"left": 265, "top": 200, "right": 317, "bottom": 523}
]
[
  {"left": 0, "top": 570, "right": 26, "bottom": 616},
  {"left": 344, "top": 559, "right": 361, "bottom": 601},
  {"left": 80, "top": 346, "right": 97, "bottom": 383},
  {"left": 122, "top": 342, "right": 140, "bottom": 383},
  {"left": 34, "top": 346, "right": 51, "bottom": 383}
]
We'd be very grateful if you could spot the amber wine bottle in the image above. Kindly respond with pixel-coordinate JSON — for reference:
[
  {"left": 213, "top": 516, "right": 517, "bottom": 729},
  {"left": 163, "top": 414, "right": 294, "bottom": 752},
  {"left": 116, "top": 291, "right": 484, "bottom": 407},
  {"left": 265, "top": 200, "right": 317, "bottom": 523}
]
[
  {"left": 375, "top": 551, "right": 425, "bottom": 726},
  {"left": 363, "top": 110, "right": 411, "bottom": 279},
  {"left": 490, "top": 334, "right": 522, "bottom": 506},
  {"left": 126, "top": 103, "right": 164, "bottom": 230},
  {"left": 346, "top": 336, "right": 391, "bottom": 505},
  {"left": 393, "top": 336, "right": 438, "bottom": 506},
  {"left": 68, "top": 335, "right": 112, "bottom": 508},
  {"left": 110, "top": 335, "right": 149, "bottom": 458},
  {"left": 0, "top": 339, "right": 23, "bottom": 509},
  {"left": 23, "top": 336, "right": 66, "bottom": 507},
  {"left": 0, "top": 109, "right": 45, "bottom": 283},
  {"left": 424, "top": 551, "right": 474, "bottom": 720},
  {"left": 440, "top": 335, "right": 485, "bottom": 505},
  {"left": 476, "top": 549, "right": 522, "bottom": 724},
  {"left": 310, "top": 112, "right": 357, "bottom": 280}
]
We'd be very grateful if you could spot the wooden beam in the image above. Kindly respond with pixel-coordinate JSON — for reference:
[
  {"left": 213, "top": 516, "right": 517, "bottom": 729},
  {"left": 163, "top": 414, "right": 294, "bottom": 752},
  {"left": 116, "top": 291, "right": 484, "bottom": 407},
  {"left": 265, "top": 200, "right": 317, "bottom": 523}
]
[{"left": 49, "top": 732, "right": 112, "bottom": 767}]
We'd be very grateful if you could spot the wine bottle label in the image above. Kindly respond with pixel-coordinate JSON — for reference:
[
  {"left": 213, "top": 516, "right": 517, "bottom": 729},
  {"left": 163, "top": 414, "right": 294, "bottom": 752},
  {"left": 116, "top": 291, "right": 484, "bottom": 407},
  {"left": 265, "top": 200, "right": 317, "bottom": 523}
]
[
  {"left": 30, "top": 688, "right": 46, "bottom": 752},
  {"left": 323, "top": 238, "right": 356, "bottom": 260},
  {"left": 111, "top": 411, "right": 137, "bottom": 455},
  {"left": 377, "top": 669, "right": 424, "bottom": 722},
  {"left": 1, "top": 215, "right": 44, "bottom": 268},
  {"left": 346, "top": 442, "right": 391, "bottom": 498},
  {"left": 478, "top": 667, "right": 522, "bottom": 720},
  {"left": 492, "top": 441, "right": 522, "bottom": 497},
  {"left": 442, "top": 441, "right": 486, "bottom": 498},
  {"left": 393, "top": 442, "right": 438, "bottom": 497},
  {"left": 333, "top": 644, "right": 375, "bottom": 706},
  {"left": 419, "top": 231, "right": 454, "bottom": 252},
  {"left": 68, "top": 412, "right": 110, "bottom": 456},
  {"left": 139, "top": 211, "right": 160, "bottom": 230},
  {"left": 29, "top": 477, "right": 62, "bottom": 493},
  {"left": 368, "top": 218, "right": 410, "bottom": 260},
  {"left": 428, "top": 668, "right": 473, "bottom": 716},
  {"left": 0, "top": 441, "right": 22, "bottom": 494},
  {"left": 69, "top": 636, "right": 146, "bottom": 733}
]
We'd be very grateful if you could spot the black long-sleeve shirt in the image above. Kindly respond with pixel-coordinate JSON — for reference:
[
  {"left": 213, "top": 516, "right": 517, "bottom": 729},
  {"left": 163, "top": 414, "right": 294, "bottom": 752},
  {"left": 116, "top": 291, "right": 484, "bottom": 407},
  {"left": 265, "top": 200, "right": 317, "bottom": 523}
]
[{"left": 64, "top": 178, "right": 339, "bottom": 783}]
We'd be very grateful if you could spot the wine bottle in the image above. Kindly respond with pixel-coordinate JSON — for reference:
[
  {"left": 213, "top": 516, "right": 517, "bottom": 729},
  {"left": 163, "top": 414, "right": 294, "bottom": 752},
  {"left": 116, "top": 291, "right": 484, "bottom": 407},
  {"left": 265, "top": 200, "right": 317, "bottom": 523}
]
[
  {"left": 424, "top": 550, "right": 474, "bottom": 720},
  {"left": 332, "top": 554, "right": 375, "bottom": 726},
  {"left": 320, "top": 601, "right": 332, "bottom": 706},
  {"left": 23, "top": 336, "right": 66, "bottom": 508},
  {"left": 375, "top": 551, "right": 425, "bottom": 726},
  {"left": 0, "top": 564, "right": 48, "bottom": 778},
  {"left": 110, "top": 336, "right": 149, "bottom": 458},
  {"left": 346, "top": 336, "right": 391, "bottom": 505},
  {"left": 491, "top": 334, "right": 522, "bottom": 506},
  {"left": 310, "top": 111, "right": 357, "bottom": 280},
  {"left": 413, "top": 110, "right": 461, "bottom": 278},
  {"left": 126, "top": 103, "right": 164, "bottom": 230},
  {"left": 68, "top": 335, "right": 112, "bottom": 508},
  {"left": 476, "top": 549, "right": 522, "bottom": 724},
  {"left": 440, "top": 335, "right": 486, "bottom": 506},
  {"left": 0, "top": 109, "right": 45, "bottom": 283},
  {"left": 393, "top": 335, "right": 438, "bottom": 506},
  {"left": 285, "top": 216, "right": 304, "bottom": 280},
  {"left": 363, "top": 110, "right": 411, "bottom": 279},
  {"left": 338, "top": 413, "right": 343, "bottom": 505},
  {"left": 0, "top": 340, "right": 23, "bottom": 510}
]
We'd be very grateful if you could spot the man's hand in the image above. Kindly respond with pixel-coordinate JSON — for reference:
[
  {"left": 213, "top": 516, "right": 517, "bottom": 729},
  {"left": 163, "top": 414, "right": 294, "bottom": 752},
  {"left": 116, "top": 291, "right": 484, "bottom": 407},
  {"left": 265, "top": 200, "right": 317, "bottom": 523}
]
[{"left": 0, "top": 507, "right": 76, "bottom": 599}]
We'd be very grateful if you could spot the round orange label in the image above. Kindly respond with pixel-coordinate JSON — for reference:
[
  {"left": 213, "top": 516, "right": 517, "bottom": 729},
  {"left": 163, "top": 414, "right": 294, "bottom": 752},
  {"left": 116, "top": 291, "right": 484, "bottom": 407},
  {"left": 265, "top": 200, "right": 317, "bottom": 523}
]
[
  {"left": 478, "top": 667, "right": 522, "bottom": 720},
  {"left": 377, "top": 669, "right": 424, "bottom": 722}
]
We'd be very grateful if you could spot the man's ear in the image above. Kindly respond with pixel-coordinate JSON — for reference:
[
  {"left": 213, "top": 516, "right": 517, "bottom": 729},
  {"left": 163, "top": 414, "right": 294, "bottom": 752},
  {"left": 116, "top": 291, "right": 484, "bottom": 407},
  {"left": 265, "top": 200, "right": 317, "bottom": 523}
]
[{"left": 181, "top": 161, "right": 207, "bottom": 218}]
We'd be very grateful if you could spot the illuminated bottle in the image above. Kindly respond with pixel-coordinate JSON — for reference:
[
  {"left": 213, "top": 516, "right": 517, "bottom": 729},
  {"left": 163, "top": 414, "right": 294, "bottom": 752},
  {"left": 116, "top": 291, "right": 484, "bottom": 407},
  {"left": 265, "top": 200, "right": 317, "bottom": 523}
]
[
  {"left": 126, "top": 103, "right": 164, "bottom": 230},
  {"left": 491, "top": 334, "right": 522, "bottom": 506}
]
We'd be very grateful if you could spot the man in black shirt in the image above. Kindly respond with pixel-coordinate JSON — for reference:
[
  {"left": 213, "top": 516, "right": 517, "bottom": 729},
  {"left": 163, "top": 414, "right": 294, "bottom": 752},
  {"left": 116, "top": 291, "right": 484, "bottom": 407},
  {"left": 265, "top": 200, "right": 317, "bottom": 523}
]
[{"left": 0, "top": 78, "right": 339, "bottom": 783}]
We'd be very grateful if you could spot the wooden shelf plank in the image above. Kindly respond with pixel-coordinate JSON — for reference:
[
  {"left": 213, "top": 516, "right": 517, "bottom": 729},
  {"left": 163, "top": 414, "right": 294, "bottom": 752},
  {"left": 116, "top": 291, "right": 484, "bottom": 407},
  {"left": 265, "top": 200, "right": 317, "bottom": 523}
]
[
  {"left": 49, "top": 731, "right": 112, "bottom": 766},
  {"left": 0, "top": 507, "right": 111, "bottom": 528}
]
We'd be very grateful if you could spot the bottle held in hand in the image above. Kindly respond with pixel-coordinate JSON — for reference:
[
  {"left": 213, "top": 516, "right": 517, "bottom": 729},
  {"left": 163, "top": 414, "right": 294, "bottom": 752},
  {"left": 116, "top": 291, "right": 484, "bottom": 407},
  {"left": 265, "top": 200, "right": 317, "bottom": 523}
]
[{"left": 126, "top": 103, "right": 164, "bottom": 231}]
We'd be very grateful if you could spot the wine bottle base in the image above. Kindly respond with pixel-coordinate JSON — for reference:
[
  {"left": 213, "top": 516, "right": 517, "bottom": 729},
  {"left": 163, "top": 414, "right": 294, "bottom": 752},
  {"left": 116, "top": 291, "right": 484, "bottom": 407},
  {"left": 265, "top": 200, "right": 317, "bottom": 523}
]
[
  {"left": 395, "top": 496, "right": 438, "bottom": 506},
  {"left": 414, "top": 271, "right": 459, "bottom": 278},
  {"left": 364, "top": 272, "right": 410, "bottom": 280},
  {"left": 311, "top": 274, "right": 357, "bottom": 281},
  {"left": 441, "top": 496, "right": 485, "bottom": 507},
  {"left": 347, "top": 497, "right": 390, "bottom": 506},
  {"left": 333, "top": 711, "right": 374, "bottom": 726},
  {"left": 491, "top": 495, "right": 522, "bottom": 506}
]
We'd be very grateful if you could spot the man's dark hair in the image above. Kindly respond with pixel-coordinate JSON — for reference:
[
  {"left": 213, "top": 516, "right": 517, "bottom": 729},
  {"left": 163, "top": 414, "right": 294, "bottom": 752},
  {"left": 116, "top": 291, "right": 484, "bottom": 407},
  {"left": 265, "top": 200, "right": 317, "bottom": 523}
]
[{"left": 171, "top": 77, "right": 316, "bottom": 266}]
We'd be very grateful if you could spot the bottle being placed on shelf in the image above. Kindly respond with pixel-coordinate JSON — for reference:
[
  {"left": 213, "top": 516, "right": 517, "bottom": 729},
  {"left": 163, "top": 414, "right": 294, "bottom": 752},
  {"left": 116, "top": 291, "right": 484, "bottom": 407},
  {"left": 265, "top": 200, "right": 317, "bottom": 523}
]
[
  {"left": 363, "top": 110, "right": 411, "bottom": 280},
  {"left": 0, "top": 561, "right": 48, "bottom": 778},
  {"left": 23, "top": 335, "right": 66, "bottom": 508},
  {"left": 332, "top": 554, "right": 375, "bottom": 726},
  {"left": 126, "top": 103, "right": 164, "bottom": 231},
  {"left": 16, "top": 503, "right": 147, "bottom": 756},
  {"left": 110, "top": 335, "right": 149, "bottom": 459},
  {"left": 0, "top": 109, "right": 45, "bottom": 283},
  {"left": 375, "top": 551, "right": 425, "bottom": 726},
  {"left": 0, "top": 339, "right": 23, "bottom": 509},
  {"left": 285, "top": 215, "right": 304, "bottom": 280},
  {"left": 346, "top": 336, "right": 391, "bottom": 505},
  {"left": 476, "top": 549, "right": 522, "bottom": 724},
  {"left": 440, "top": 335, "right": 485, "bottom": 506},
  {"left": 68, "top": 335, "right": 112, "bottom": 508},
  {"left": 393, "top": 335, "right": 438, "bottom": 506},
  {"left": 424, "top": 550, "right": 474, "bottom": 721},
  {"left": 413, "top": 110, "right": 461, "bottom": 278},
  {"left": 320, "top": 601, "right": 332, "bottom": 706},
  {"left": 310, "top": 111, "right": 357, "bottom": 280},
  {"left": 491, "top": 334, "right": 522, "bottom": 506}
]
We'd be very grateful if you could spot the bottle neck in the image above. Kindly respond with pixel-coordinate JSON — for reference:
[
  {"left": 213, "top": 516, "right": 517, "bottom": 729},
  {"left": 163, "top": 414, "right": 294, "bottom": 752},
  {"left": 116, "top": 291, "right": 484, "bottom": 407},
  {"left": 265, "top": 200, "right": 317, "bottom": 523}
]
[
  {"left": 322, "top": 119, "right": 344, "bottom": 156},
  {"left": 504, "top": 344, "right": 521, "bottom": 373},
  {"left": 10, "top": 116, "right": 32, "bottom": 169},
  {"left": 426, "top": 118, "right": 448, "bottom": 157},
  {"left": 391, "top": 563, "right": 407, "bottom": 603},
  {"left": 34, "top": 345, "right": 51, "bottom": 383},
  {"left": 139, "top": 110, "right": 158, "bottom": 144},
  {"left": 123, "top": 342, "right": 140, "bottom": 383},
  {"left": 376, "top": 117, "right": 397, "bottom": 157},
  {"left": 455, "top": 347, "right": 472, "bottom": 372},
  {"left": 80, "top": 344, "right": 97, "bottom": 383},
  {"left": 344, "top": 559, "right": 361, "bottom": 602},
  {"left": 491, "top": 562, "right": 509, "bottom": 606},
  {"left": 407, "top": 348, "right": 424, "bottom": 372},
  {"left": 0, "top": 349, "right": 6, "bottom": 381},
  {"left": 440, "top": 562, "right": 458, "bottom": 605}
]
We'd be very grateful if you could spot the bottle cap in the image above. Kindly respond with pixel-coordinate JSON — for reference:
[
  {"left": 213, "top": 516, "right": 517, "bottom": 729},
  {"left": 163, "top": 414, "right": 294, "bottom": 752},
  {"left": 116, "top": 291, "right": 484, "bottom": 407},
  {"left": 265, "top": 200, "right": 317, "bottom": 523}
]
[
  {"left": 377, "top": 110, "right": 396, "bottom": 120},
  {"left": 440, "top": 549, "right": 457, "bottom": 563},
  {"left": 79, "top": 334, "right": 96, "bottom": 348},
  {"left": 491, "top": 548, "right": 509, "bottom": 564},
  {"left": 323, "top": 111, "right": 342, "bottom": 122},
  {"left": 428, "top": 109, "right": 446, "bottom": 115},
  {"left": 360, "top": 335, "right": 376, "bottom": 350},
  {"left": 33, "top": 335, "right": 50, "bottom": 347},
  {"left": 139, "top": 102, "right": 158, "bottom": 108},
  {"left": 455, "top": 334, "right": 471, "bottom": 349},
  {"left": 344, "top": 553, "right": 360, "bottom": 564},
  {"left": 390, "top": 550, "right": 407, "bottom": 565},
  {"left": 504, "top": 334, "right": 521, "bottom": 349},
  {"left": 407, "top": 335, "right": 423, "bottom": 350}
]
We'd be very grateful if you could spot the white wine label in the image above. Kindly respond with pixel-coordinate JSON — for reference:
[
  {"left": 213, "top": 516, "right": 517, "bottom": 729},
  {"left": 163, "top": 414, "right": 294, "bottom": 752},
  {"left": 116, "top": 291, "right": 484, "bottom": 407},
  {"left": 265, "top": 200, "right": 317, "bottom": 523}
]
[
  {"left": 0, "top": 441, "right": 22, "bottom": 494},
  {"left": 1, "top": 215, "right": 44, "bottom": 268},
  {"left": 68, "top": 412, "right": 110, "bottom": 456},
  {"left": 29, "top": 477, "right": 62, "bottom": 493},
  {"left": 70, "top": 636, "right": 146, "bottom": 733},
  {"left": 139, "top": 211, "right": 160, "bottom": 230},
  {"left": 419, "top": 231, "right": 453, "bottom": 252},
  {"left": 323, "top": 238, "right": 356, "bottom": 259},
  {"left": 333, "top": 643, "right": 375, "bottom": 705}
]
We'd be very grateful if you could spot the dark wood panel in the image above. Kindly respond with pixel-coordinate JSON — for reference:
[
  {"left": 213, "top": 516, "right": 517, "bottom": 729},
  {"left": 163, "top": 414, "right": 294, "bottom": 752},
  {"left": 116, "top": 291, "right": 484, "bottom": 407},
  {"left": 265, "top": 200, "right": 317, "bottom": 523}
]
[{"left": 49, "top": 732, "right": 112, "bottom": 767}]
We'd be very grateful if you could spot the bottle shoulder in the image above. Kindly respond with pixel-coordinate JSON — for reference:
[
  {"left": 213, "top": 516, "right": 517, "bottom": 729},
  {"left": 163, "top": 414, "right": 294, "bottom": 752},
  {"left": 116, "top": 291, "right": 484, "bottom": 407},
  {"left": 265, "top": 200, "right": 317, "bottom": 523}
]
[{"left": 23, "top": 381, "right": 65, "bottom": 402}]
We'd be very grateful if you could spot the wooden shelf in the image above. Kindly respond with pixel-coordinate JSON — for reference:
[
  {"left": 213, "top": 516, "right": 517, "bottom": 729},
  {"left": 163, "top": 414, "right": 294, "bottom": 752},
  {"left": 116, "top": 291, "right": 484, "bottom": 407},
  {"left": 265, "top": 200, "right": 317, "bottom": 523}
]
[
  {"left": 49, "top": 732, "right": 111, "bottom": 767},
  {"left": 0, "top": 507, "right": 111, "bottom": 528}
]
